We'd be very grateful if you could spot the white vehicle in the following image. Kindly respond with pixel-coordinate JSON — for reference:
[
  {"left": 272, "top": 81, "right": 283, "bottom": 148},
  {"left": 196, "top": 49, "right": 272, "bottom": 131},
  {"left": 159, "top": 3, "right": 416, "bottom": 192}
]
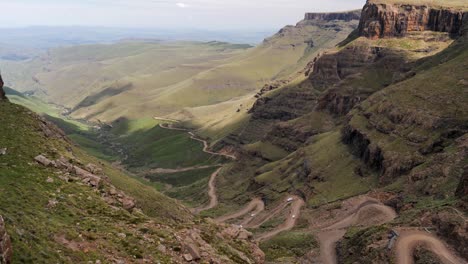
[
  {"left": 250, "top": 213, "right": 255, "bottom": 217},
  {"left": 292, "top": 215, "right": 296, "bottom": 219},
  {"left": 287, "top": 197, "right": 294, "bottom": 202}
]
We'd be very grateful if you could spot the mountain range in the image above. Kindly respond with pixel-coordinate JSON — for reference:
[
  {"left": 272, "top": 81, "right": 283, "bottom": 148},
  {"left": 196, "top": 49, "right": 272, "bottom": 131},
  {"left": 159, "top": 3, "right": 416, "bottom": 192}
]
[{"left": 0, "top": 0, "right": 467, "bottom": 263}]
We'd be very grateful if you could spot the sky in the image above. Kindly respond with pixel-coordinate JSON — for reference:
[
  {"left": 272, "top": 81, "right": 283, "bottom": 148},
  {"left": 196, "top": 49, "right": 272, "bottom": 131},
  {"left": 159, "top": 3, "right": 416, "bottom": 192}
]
[{"left": 0, "top": 0, "right": 366, "bottom": 30}]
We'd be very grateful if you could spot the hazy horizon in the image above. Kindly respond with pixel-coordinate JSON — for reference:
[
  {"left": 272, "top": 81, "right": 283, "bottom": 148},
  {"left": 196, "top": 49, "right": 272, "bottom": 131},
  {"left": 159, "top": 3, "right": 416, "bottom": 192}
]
[{"left": 0, "top": 0, "right": 366, "bottom": 30}]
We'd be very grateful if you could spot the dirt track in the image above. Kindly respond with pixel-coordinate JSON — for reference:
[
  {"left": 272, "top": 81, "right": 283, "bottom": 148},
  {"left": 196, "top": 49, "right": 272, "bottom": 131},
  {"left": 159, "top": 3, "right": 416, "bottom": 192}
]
[
  {"left": 316, "top": 197, "right": 397, "bottom": 264},
  {"left": 247, "top": 199, "right": 291, "bottom": 228},
  {"left": 215, "top": 198, "right": 265, "bottom": 223},
  {"left": 159, "top": 123, "right": 237, "bottom": 160},
  {"left": 256, "top": 197, "right": 305, "bottom": 241},
  {"left": 159, "top": 122, "right": 237, "bottom": 214},
  {"left": 192, "top": 167, "right": 221, "bottom": 214},
  {"left": 142, "top": 164, "right": 221, "bottom": 175},
  {"left": 158, "top": 121, "right": 466, "bottom": 264},
  {"left": 395, "top": 230, "right": 466, "bottom": 264}
]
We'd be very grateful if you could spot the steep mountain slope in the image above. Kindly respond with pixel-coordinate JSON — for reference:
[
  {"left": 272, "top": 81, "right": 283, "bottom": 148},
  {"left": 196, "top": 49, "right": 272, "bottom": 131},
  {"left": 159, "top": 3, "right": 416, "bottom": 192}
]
[
  {"left": 169, "top": 11, "right": 361, "bottom": 142},
  {"left": 0, "top": 95, "right": 264, "bottom": 263},
  {"left": 205, "top": 0, "right": 467, "bottom": 262}
]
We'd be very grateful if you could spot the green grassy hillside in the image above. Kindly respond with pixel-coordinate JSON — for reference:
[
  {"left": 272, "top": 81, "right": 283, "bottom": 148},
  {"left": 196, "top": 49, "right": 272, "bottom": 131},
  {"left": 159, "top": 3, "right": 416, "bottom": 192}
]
[
  {"left": 0, "top": 101, "right": 188, "bottom": 262},
  {"left": 1, "top": 16, "right": 359, "bottom": 137},
  {"left": 207, "top": 8, "right": 468, "bottom": 262},
  {"left": 0, "top": 100, "right": 265, "bottom": 263}
]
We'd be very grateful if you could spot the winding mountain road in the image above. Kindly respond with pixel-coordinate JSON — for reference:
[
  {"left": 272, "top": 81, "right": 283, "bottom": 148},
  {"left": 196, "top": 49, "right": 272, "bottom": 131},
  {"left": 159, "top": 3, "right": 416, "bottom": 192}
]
[
  {"left": 158, "top": 122, "right": 237, "bottom": 214},
  {"left": 395, "top": 230, "right": 466, "bottom": 264},
  {"left": 214, "top": 198, "right": 265, "bottom": 224},
  {"left": 192, "top": 167, "right": 221, "bottom": 214},
  {"left": 142, "top": 164, "right": 221, "bottom": 175},
  {"left": 256, "top": 197, "right": 305, "bottom": 241},
  {"left": 247, "top": 199, "right": 292, "bottom": 228},
  {"left": 315, "top": 198, "right": 397, "bottom": 264},
  {"left": 159, "top": 123, "right": 237, "bottom": 160}
]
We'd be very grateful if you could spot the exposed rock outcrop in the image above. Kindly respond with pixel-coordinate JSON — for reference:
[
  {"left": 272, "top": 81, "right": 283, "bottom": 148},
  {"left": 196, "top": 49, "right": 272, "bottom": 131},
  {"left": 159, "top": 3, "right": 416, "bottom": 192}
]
[
  {"left": 432, "top": 211, "right": 468, "bottom": 259},
  {"left": 358, "top": 1, "right": 467, "bottom": 39},
  {"left": 0, "top": 74, "right": 7, "bottom": 101},
  {"left": 0, "top": 216, "right": 12, "bottom": 264},
  {"left": 456, "top": 165, "right": 468, "bottom": 202},
  {"left": 308, "top": 45, "right": 385, "bottom": 90},
  {"left": 305, "top": 10, "right": 361, "bottom": 21}
]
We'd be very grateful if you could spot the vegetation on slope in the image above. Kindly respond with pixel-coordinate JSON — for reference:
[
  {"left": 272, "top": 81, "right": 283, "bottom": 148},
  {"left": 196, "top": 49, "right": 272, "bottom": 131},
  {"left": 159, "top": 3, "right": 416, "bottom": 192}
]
[{"left": 0, "top": 100, "right": 265, "bottom": 263}]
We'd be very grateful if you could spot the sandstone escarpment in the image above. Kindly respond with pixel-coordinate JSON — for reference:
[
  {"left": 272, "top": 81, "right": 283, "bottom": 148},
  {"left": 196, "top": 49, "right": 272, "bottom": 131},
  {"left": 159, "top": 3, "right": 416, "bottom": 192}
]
[
  {"left": 359, "top": 1, "right": 467, "bottom": 39},
  {"left": 308, "top": 45, "right": 385, "bottom": 90},
  {"left": 304, "top": 10, "right": 361, "bottom": 21}
]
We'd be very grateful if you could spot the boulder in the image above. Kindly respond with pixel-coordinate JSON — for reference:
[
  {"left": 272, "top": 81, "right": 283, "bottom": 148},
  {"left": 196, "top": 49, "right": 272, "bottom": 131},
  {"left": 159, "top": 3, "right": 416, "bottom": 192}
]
[
  {"left": 73, "top": 166, "right": 102, "bottom": 188},
  {"left": 55, "top": 157, "right": 73, "bottom": 172},
  {"left": 85, "top": 163, "right": 103, "bottom": 175},
  {"left": 221, "top": 226, "right": 253, "bottom": 240},
  {"left": 122, "top": 198, "right": 135, "bottom": 211},
  {"left": 184, "top": 243, "right": 201, "bottom": 261},
  {"left": 82, "top": 175, "right": 102, "bottom": 188},
  {"left": 157, "top": 244, "right": 167, "bottom": 254},
  {"left": 35, "top": 155, "right": 53, "bottom": 167},
  {"left": 182, "top": 254, "right": 193, "bottom": 262}
]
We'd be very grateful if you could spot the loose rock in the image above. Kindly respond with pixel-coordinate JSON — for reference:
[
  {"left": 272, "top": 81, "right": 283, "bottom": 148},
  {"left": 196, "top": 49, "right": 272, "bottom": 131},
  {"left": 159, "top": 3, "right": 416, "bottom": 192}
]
[{"left": 35, "top": 155, "right": 52, "bottom": 167}]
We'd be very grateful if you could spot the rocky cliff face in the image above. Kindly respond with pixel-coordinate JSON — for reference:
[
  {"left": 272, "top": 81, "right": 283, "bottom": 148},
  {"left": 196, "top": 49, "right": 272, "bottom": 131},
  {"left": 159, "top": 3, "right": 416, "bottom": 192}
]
[
  {"left": 304, "top": 11, "right": 361, "bottom": 21},
  {"left": 0, "top": 75, "right": 6, "bottom": 100},
  {"left": 0, "top": 216, "right": 12, "bottom": 264},
  {"left": 358, "top": 1, "right": 467, "bottom": 38}
]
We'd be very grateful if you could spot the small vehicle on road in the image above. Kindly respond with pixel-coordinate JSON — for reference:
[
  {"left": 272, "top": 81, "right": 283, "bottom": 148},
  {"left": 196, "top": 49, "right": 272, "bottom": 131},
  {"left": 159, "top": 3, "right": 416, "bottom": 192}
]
[
  {"left": 292, "top": 215, "right": 296, "bottom": 219},
  {"left": 287, "top": 197, "right": 294, "bottom": 202}
]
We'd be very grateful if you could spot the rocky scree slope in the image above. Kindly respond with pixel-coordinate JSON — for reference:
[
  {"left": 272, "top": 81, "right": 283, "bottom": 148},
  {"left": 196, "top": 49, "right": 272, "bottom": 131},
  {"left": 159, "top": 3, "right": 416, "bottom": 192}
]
[
  {"left": 210, "top": 1, "right": 468, "bottom": 262},
  {"left": 0, "top": 99, "right": 264, "bottom": 263}
]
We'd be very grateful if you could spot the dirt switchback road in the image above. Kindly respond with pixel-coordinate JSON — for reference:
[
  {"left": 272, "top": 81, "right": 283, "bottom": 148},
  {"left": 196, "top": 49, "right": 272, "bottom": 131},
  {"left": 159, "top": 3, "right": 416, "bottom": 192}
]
[
  {"left": 159, "top": 123, "right": 237, "bottom": 160},
  {"left": 316, "top": 198, "right": 397, "bottom": 264},
  {"left": 192, "top": 167, "right": 221, "bottom": 214},
  {"left": 256, "top": 197, "right": 305, "bottom": 241},
  {"left": 215, "top": 198, "right": 265, "bottom": 224},
  {"left": 395, "top": 230, "right": 467, "bottom": 264}
]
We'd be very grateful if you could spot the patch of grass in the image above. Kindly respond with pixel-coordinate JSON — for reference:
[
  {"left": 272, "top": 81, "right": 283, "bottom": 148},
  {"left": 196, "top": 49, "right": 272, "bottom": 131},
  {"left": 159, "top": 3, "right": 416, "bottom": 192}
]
[
  {"left": 260, "top": 231, "right": 318, "bottom": 261},
  {"left": 244, "top": 141, "right": 289, "bottom": 161},
  {"left": 165, "top": 177, "right": 210, "bottom": 208},
  {"left": 146, "top": 166, "right": 218, "bottom": 187},
  {"left": 122, "top": 125, "right": 225, "bottom": 170}
]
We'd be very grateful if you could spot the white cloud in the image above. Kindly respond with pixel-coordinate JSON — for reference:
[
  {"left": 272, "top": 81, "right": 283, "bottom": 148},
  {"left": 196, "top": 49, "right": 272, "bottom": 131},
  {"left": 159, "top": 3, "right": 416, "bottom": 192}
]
[{"left": 176, "top": 2, "right": 189, "bottom": 8}]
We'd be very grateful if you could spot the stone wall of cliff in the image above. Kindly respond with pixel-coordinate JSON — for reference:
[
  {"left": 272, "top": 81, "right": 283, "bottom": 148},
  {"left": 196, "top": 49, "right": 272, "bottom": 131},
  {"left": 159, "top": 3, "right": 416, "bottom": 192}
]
[
  {"left": 304, "top": 10, "right": 361, "bottom": 21},
  {"left": 0, "top": 216, "right": 12, "bottom": 264},
  {"left": 358, "top": 1, "right": 467, "bottom": 38},
  {"left": 0, "top": 75, "right": 6, "bottom": 100}
]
